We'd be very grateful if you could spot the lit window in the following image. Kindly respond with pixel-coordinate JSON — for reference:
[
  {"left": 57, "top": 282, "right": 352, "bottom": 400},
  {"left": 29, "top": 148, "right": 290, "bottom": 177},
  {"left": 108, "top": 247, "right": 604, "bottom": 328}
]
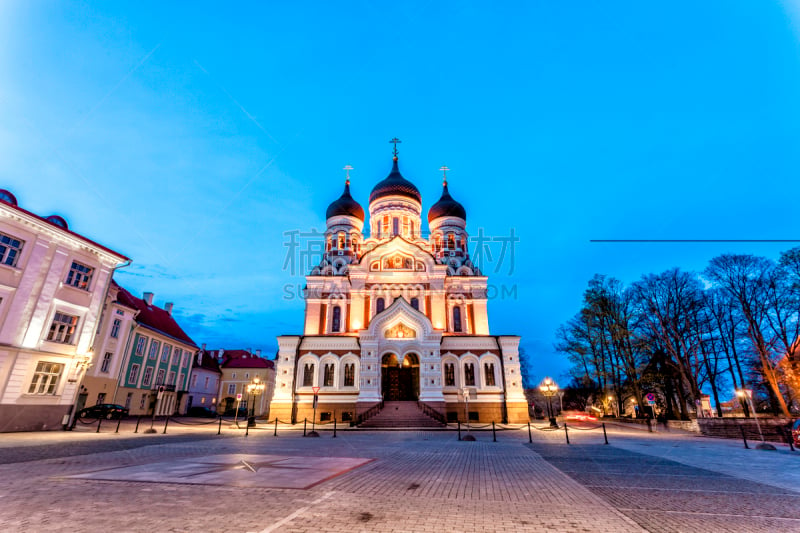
[
  {"left": 27, "top": 361, "right": 64, "bottom": 395},
  {"left": 142, "top": 367, "right": 153, "bottom": 387},
  {"left": 447, "top": 233, "right": 455, "bottom": 250},
  {"left": 161, "top": 345, "right": 171, "bottom": 363},
  {"left": 326, "top": 235, "right": 332, "bottom": 251},
  {"left": 484, "top": 363, "right": 496, "bottom": 387},
  {"left": 129, "top": 364, "right": 140, "bottom": 384},
  {"left": 110, "top": 318, "right": 121, "bottom": 338},
  {"left": 464, "top": 363, "right": 475, "bottom": 386},
  {"left": 100, "top": 352, "right": 113, "bottom": 373},
  {"left": 65, "top": 261, "right": 93, "bottom": 290},
  {"left": 148, "top": 340, "right": 160, "bottom": 360},
  {"left": 47, "top": 312, "right": 78, "bottom": 344},
  {"left": 324, "top": 363, "right": 334, "bottom": 387},
  {"left": 382, "top": 215, "right": 390, "bottom": 237},
  {"left": 402, "top": 216, "right": 409, "bottom": 236},
  {"left": 338, "top": 231, "right": 345, "bottom": 249},
  {"left": 0, "top": 232, "right": 24, "bottom": 267},
  {"left": 434, "top": 234, "right": 442, "bottom": 252},
  {"left": 331, "top": 306, "right": 341, "bottom": 332}
]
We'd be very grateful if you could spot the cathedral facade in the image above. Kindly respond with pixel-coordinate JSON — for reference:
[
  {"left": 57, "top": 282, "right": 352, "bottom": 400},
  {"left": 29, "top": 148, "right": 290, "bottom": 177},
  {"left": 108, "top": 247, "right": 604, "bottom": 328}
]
[{"left": 270, "top": 147, "right": 528, "bottom": 424}]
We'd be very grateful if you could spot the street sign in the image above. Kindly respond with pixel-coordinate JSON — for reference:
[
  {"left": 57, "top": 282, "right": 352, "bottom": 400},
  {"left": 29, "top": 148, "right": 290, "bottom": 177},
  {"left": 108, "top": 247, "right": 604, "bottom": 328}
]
[
  {"left": 312, "top": 386, "right": 320, "bottom": 394},
  {"left": 157, "top": 386, "right": 165, "bottom": 400},
  {"left": 645, "top": 393, "right": 655, "bottom": 403},
  {"left": 236, "top": 393, "right": 242, "bottom": 401}
]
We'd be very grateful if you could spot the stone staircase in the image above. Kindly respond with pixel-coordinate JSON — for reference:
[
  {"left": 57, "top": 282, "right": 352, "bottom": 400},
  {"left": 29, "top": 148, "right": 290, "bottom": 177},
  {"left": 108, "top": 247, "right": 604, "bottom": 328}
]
[{"left": 359, "top": 401, "right": 446, "bottom": 428}]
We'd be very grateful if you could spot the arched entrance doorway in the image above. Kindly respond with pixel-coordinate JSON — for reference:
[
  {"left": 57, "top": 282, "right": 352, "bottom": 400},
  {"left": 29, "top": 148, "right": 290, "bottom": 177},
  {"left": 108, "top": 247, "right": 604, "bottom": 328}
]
[{"left": 381, "top": 353, "right": 419, "bottom": 401}]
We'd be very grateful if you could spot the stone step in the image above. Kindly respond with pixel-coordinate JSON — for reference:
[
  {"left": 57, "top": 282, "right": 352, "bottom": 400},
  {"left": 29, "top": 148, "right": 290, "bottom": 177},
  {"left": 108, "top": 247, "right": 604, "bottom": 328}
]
[{"left": 359, "top": 401, "right": 445, "bottom": 428}]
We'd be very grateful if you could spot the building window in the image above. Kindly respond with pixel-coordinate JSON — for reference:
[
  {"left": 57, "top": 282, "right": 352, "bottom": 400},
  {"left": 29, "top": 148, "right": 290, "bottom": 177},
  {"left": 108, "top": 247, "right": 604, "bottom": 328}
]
[
  {"left": 110, "top": 318, "right": 122, "bottom": 338},
  {"left": 227, "top": 383, "right": 236, "bottom": 395},
  {"left": 447, "top": 233, "right": 455, "bottom": 250},
  {"left": 148, "top": 340, "right": 160, "bottom": 360},
  {"left": 27, "top": 361, "right": 63, "bottom": 395},
  {"left": 161, "top": 345, "right": 171, "bottom": 363},
  {"left": 135, "top": 336, "right": 147, "bottom": 356},
  {"left": 392, "top": 217, "right": 399, "bottom": 236},
  {"left": 344, "top": 363, "right": 355, "bottom": 387},
  {"left": 460, "top": 235, "right": 467, "bottom": 252},
  {"left": 453, "top": 307, "right": 462, "bottom": 333},
  {"left": 142, "top": 367, "right": 153, "bottom": 387},
  {"left": 125, "top": 392, "right": 133, "bottom": 409},
  {"left": 191, "top": 374, "right": 198, "bottom": 388},
  {"left": 464, "top": 363, "right": 475, "bottom": 386},
  {"left": 47, "top": 312, "right": 78, "bottom": 344},
  {"left": 181, "top": 352, "right": 188, "bottom": 367},
  {"left": 402, "top": 216, "right": 409, "bottom": 236},
  {"left": 410, "top": 298, "right": 419, "bottom": 310},
  {"left": 100, "top": 352, "right": 113, "bottom": 373},
  {"left": 434, "top": 234, "right": 442, "bottom": 252},
  {"left": 303, "top": 363, "right": 314, "bottom": 387},
  {"left": 168, "top": 371, "right": 175, "bottom": 385},
  {"left": 139, "top": 393, "right": 147, "bottom": 409},
  {"left": 484, "top": 363, "right": 496, "bottom": 387},
  {"left": 204, "top": 376, "right": 209, "bottom": 389},
  {"left": 331, "top": 306, "right": 341, "bottom": 332},
  {"left": 326, "top": 235, "right": 332, "bottom": 252},
  {"left": 382, "top": 215, "right": 390, "bottom": 237},
  {"left": 156, "top": 369, "right": 165, "bottom": 385},
  {"left": 338, "top": 231, "right": 345, "bottom": 249},
  {"left": 445, "top": 363, "right": 455, "bottom": 387},
  {"left": 129, "top": 364, "right": 140, "bottom": 384},
  {"left": 96, "top": 392, "right": 106, "bottom": 405},
  {"left": 324, "top": 363, "right": 335, "bottom": 387},
  {"left": 0, "top": 232, "right": 24, "bottom": 267},
  {"left": 376, "top": 298, "right": 385, "bottom": 314},
  {"left": 65, "top": 261, "right": 93, "bottom": 290}
]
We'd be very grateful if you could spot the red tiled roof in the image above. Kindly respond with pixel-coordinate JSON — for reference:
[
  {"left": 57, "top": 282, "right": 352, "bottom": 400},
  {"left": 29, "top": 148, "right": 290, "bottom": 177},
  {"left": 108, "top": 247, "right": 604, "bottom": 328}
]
[
  {"left": 0, "top": 196, "right": 129, "bottom": 261},
  {"left": 195, "top": 350, "right": 222, "bottom": 373},
  {"left": 213, "top": 349, "right": 274, "bottom": 369},
  {"left": 114, "top": 282, "right": 197, "bottom": 348}
]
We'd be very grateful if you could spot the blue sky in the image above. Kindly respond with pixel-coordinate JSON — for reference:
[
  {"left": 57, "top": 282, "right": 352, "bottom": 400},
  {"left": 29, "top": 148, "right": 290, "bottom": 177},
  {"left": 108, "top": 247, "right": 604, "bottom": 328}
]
[{"left": 2, "top": 1, "right": 800, "bottom": 385}]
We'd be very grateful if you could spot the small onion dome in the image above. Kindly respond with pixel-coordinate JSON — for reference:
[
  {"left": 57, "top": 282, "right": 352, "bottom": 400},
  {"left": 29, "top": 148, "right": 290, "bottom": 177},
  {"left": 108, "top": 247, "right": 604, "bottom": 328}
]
[
  {"left": 46, "top": 215, "right": 69, "bottom": 229},
  {"left": 326, "top": 179, "right": 364, "bottom": 221},
  {"left": 0, "top": 189, "right": 18, "bottom": 206},
  {"left": 428, "top": 180, "right": 466, "bottom": 222},
  {"left": 369, "top": 158, "right": 421, "bottom": 204}
]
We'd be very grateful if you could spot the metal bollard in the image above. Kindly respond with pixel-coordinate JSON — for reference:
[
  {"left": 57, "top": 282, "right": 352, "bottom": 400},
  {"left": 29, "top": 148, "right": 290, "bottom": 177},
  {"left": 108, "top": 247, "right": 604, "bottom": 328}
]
[
  {"left": 333, "top": 418, "right": 337, "bottom": 438},
  {"left": 602, "top": 422, "right": 609, "bottom": 445},
  {"left": 785, "top": 428, "right": 795, "bottom": 452},
  {"left": 458, "top": 420, "right": 462, "bottom": 441},
  {"left": 564, "top": 422, "right": 570, "bottom": 445},
  {"left": 134, "top": 415, "right": 141, "bottom": 434},
  {"left": 96, "top": 417, "right": 102, "bottom": 433},
  {"left": 492, "top": 421, "right": 496, "bottom": 442},
  {"left": 245, "top": 419, "right": 249, "bottom": 437},
  {"left": 115, "top": 417, "right": 122, "bottom": 434},
  {"left": 163, "top": 416, "right": 170, "bottom": 434},
  {"left": 528, "top": 422, "right": 532, "bottom": 443},
  {"left": 217, "top": 416, "right": 222, "bottom": 435},
  {"left": 274, "top": 418, "right": 278, "bottom": 437},
  {"left": 740, "top": 426, "right": 750, "bottom": 449},
  {"left": 303, "top": 418, "right": 307, "bottom": 437}
]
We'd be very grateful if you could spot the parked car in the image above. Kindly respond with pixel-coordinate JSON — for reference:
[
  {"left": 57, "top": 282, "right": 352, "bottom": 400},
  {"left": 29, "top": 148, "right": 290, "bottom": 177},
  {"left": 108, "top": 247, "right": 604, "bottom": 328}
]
[
  {"left": 791, "top": 419, "right": 800, "bottom": 447},
  {"left": 77, "top": 404, "right": 129, "bottom": 420},
  {"left": 186, "top": 406, "right": 217, "bottom": 418}
]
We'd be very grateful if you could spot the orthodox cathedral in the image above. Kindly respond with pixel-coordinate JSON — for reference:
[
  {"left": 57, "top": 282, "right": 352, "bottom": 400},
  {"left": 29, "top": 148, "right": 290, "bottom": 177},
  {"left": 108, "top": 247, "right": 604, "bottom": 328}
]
[{"left": 269, "top": 142, "right": 527, "bottom": 424}]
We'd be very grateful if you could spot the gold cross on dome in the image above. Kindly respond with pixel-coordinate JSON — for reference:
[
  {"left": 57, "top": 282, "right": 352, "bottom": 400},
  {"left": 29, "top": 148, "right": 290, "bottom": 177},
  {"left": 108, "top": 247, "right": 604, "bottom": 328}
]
[
  {"left": 343, "top": 165, "right": 353, "bottom": 182},
  {"left": 389, "top": 137, "right": 402, "bottom": 157},
  {"left": 439, "top": 165, "right": 450, "bottom": 185}
]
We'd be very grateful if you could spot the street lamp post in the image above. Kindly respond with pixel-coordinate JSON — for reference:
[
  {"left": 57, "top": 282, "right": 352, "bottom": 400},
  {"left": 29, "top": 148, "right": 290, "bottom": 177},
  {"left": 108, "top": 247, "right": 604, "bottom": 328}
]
[
  {"left": 246, "top": 376, "right": 265, "bottom": 428},
  {"left": 539, "top": 377, "right": 559, "bottom": 428}
]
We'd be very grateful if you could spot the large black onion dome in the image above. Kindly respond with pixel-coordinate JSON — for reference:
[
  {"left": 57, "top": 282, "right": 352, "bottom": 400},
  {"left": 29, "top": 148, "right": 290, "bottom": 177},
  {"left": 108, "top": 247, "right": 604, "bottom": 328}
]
[
  {"left": 428, "top": 181, "right": 466, "bottom": 222},
  {"left": 369, "top": 159, "right": 422, "bottom": 204},
  {"left": 326, "top": 180, "right": 364, "bottom": 221}
]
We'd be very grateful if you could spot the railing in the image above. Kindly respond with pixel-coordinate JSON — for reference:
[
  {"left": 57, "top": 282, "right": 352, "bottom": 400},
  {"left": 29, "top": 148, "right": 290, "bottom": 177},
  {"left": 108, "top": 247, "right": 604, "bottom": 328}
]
[
  {"left": 418, "top": 401, "right": 447, "bottom": 424},
  {"left": 355, "top": 400, "right": 384, "bottom": 426}
]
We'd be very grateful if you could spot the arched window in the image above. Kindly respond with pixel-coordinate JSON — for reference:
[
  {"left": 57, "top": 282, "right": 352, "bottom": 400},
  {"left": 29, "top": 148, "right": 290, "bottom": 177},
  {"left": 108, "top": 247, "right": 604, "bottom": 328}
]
[
  {"left": 453, "top": 306, "right": 462, "bottom": 333},
  {"left": 464, "top": 363, "right": 475, "bottom": 386},
  {"left": 410, "top": 297, "right": 419, "bottom": 310},
  {"left": 435, "top": 234, "right": 442, "bottom": 252},
  {"left": 410, "top": 220, "right": 415, "bottom": 238},
  {"left": 344, "top": 363, "right": 355, "bottom": 387},
  {"left": 402, "top": 216, "right": 409, "bottom": 236},
  {"left": 338, "top": 231, "right": 346, "bottom": 249},
  {"left": 376, "top": 298, "right": 385, "bottom": 314},
  {"left": 324, "top": 363, "right": 335, "bottom": 387},
  {"left": 445, "top": 363, "right": 455, "bottom": 387},
  {"left": 326, "top": 235, "right": 332, "bottom": 252},
  {"left": 484, "top": 363, "right": 496, "bottom": 386},
  {"left": 303, "top": 363, "right": 314, "bottom": 387},
  {"left": 382, "top": 215, "right": 390, "bottom": 237},
  {"left": 447, "top": 233, "right": 456, "bottom": 250},
  {"left": 460, "top": 235, "right": 466, "bottom": 251},
  {"left": 392, "top": 217, "right": 399, "bottom": 236},
  {"left": 331, "top": 306, "right": 341, "bottom": 332}
]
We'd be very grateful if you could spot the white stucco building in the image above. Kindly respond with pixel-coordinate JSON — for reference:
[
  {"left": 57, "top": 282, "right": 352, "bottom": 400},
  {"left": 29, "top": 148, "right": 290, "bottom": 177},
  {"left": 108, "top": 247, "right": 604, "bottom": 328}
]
[
  {"left": 270, "top": 147, "right": 528, "bottom": 425},
  {"left": 0, "top": 189, "right": 128, "bottom": 431}
]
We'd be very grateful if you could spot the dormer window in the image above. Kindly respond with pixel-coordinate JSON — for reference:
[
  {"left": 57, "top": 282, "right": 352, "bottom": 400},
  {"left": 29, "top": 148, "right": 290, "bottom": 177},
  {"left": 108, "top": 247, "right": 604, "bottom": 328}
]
[{"left": 65, "top": 261, "right": 93, "bottom": 290}]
